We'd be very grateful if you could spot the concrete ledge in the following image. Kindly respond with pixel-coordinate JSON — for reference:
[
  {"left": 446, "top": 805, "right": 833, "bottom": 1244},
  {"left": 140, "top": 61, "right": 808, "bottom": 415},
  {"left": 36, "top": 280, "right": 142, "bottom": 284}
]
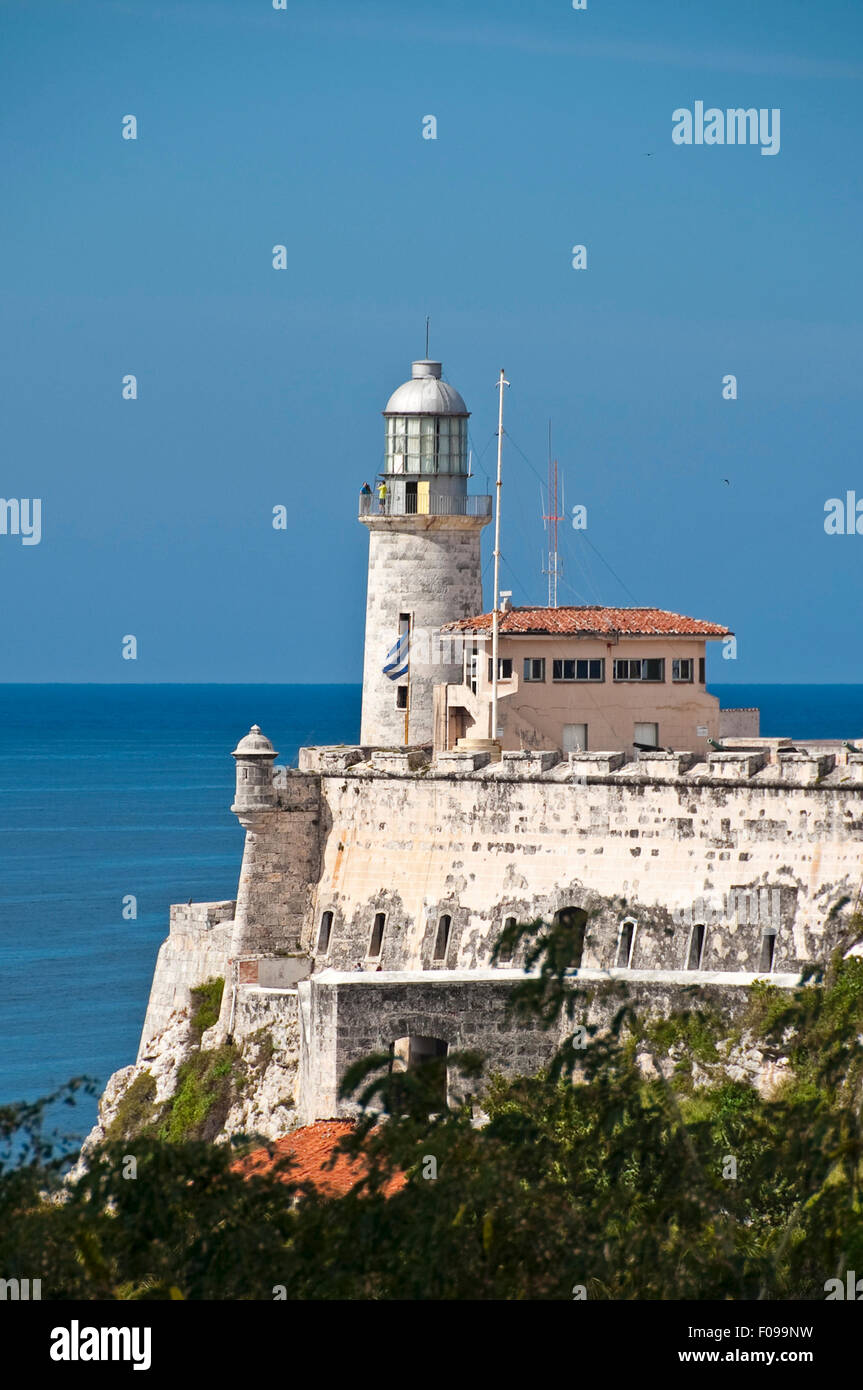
[
  {"left": 708, "top": 750, "right": 768, "bottom": 778},
  {"left": 371, "top": 750, "right": 428, "bottom": 773},
  {"left": 299, "top": 746, "right": 367, "bottom": 773},
  {"left": 500, "top": 750, "right": 561, "bottom": 774},
  {"left": 719, "top": 737, "right": 792, "bottom": 764},
  {"left": 779, "top": 752, "right": 835, "bottom": 783},
  {"left": 636, "top": 750, "right": 698, "bottom": 779},
  {"left": 238, "top": 983, "right": 299, "bottom": 997},
  {"left": 312, "top": 966, "right": 802, "bottom": 989},
  {"left": 435, "top": 749, "right": 492, "bottom": 772},
  {"left": 567, "top": 751, "right": 626, "bottom": 777}
]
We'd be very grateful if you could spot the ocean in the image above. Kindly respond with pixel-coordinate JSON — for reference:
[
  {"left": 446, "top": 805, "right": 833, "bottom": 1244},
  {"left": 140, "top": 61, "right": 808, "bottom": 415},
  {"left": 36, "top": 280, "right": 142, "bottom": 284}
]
[{"left": 1, "top": 682, "right": 861, "bottom": 1142}]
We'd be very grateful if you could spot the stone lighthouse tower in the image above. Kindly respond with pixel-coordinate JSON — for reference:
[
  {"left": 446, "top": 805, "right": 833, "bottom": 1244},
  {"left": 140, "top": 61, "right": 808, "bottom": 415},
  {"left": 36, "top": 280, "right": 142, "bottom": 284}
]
[{"left": 359, "top": 358, "right": 491, "bottom": 747}]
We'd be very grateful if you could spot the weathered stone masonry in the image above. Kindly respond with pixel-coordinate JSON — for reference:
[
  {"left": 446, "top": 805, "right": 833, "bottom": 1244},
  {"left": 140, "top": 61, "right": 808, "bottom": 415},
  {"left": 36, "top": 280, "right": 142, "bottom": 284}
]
[{"left": 134, "top": 742, "right": 863, "bottom": 1128}]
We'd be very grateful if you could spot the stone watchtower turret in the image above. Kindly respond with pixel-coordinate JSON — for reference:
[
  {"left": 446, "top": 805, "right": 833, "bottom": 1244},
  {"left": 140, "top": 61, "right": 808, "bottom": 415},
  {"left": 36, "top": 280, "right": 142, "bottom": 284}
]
[
  {"left": 359, "top": 359, "right": 491, "bottom": 747},
  {"left": 231, "top": 724, "right": 278, "bottom": 826}
]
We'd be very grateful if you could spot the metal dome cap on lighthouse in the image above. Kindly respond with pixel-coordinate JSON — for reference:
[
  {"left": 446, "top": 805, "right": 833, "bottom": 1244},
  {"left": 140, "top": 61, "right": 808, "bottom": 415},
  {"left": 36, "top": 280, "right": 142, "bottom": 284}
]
[{"left": 383, "top": 361, "right": 469, "bottom": 418}]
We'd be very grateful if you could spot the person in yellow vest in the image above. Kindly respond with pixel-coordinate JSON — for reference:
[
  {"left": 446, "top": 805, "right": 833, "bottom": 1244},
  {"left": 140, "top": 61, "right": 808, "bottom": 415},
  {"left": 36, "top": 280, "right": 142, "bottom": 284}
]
[{"left": 377, "top": 479, "right": 388, "bottom": 514}]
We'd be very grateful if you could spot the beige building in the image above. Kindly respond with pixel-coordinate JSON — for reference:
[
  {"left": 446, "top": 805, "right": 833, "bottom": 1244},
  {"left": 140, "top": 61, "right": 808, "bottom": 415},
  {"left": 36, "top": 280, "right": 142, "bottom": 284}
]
[{"left": 435, "top": 604, "right": 748, "bottom": 756}]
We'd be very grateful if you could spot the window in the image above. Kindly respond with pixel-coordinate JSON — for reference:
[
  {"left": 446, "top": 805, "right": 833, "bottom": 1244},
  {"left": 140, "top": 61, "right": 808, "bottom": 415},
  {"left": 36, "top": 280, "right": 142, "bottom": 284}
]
[
  {"left": 385, "top": 415, "right": 468, "bottom": 476},
  {"left": 758, "top": 930, "right": 777, "bottom": 974},
  {"left": 433, "top": 914, "right": 451, "bottom": 962},
  {"left": 553, "top": 658, "right": 604, "bottom": 682},
  {"left": 369, "top": 912, "right": 386, "bottom": 958},
  {"left": 467, "top": 645, "right": 478, "bottom": 694},
  {"left": 395, "top": 686, "right": 408, "bottom": 709},
  {"left": 523, "top": 658, "right": 546, "bottom": 682},
  {"left": 687, "top": 923, "right": 706, "bottom": 970},
  {"left": 317, "top": 911, "right": 333, "bottom": 954},
  {"left": 634, "top": 722, "right": 658, "bottom": 748},
  {"left": 616, "top": 918, "right": 636, "bottom": 968},
  {"left": 488, "top": 657, "right": 513, "bottom": 681},
  {"left": 699, "top": 657, "right": 706, "bottom": 684},
  {"left": 614, "top": 658, "right": 665, "bottom": 682},
  {"left": 497, "top": 916, "right": 516, "bottom": 964},
  {"left": 563, "top": 724, "right": 588, "bottom": 752},
  {"left": 672, "top": 658, "right": 693, "bottom": 682}
]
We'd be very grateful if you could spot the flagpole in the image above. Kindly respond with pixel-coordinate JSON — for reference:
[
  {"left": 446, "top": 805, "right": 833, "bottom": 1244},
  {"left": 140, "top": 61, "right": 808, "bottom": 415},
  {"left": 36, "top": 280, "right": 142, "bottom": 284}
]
[{"left": 491, "top": 369, "right": 509, "bottom": 745}]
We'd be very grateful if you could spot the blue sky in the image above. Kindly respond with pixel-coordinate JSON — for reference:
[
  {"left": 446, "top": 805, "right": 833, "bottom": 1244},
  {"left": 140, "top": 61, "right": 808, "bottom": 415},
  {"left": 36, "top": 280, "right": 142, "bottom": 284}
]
[{"left": 1, "top": 0, "right": 862, "bottom": 681}]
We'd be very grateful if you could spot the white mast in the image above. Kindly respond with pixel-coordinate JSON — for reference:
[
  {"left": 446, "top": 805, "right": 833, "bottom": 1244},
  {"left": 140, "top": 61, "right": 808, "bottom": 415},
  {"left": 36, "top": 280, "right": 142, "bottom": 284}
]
[{"left": 491, "top": 368, "right": 509, "bottom": 744}]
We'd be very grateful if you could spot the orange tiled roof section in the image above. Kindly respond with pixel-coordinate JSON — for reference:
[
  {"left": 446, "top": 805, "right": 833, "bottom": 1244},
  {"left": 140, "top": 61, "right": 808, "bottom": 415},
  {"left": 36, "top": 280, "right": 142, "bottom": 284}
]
[
  {"left": 440, "top": 606, "right": 731, "bottom": 638},
  {"left": 234, "top": 1120, "right": 406, "bottom": 1198}
]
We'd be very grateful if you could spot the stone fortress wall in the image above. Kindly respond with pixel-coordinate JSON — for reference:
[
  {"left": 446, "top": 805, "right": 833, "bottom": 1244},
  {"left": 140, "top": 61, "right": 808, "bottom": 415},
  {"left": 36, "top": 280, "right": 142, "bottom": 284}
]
[{"left": 133, "top": 739, "right": 863, "bottom": 1127}]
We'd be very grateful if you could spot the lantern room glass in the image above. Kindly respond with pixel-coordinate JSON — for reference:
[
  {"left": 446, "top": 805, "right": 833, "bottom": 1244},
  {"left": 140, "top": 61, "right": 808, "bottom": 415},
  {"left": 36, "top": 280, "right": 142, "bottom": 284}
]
[{"left": 385, "top": 416, "right": 468, "bottom": 475}]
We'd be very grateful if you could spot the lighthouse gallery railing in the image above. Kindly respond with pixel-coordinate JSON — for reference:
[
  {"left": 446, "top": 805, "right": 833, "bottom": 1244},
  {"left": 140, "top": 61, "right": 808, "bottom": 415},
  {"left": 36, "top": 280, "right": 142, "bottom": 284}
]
[{"left": 359, "top": 493, "right": 492, "bottom": 518}]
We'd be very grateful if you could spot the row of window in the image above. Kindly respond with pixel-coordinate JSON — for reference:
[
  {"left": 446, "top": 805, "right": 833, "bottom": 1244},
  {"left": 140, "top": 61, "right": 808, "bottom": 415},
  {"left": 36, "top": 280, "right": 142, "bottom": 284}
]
[
  {"left": 317, "top": 910, "right": 453, "bottom": 963},
  {"left": 493, "top": 657, "right": 705, "bottom": 684},
  {"left": 316, "top": 911, "right": 778, "bottom": 974},
  {"left": 616, "top": 918, "right": 777, "bottom": 973}
]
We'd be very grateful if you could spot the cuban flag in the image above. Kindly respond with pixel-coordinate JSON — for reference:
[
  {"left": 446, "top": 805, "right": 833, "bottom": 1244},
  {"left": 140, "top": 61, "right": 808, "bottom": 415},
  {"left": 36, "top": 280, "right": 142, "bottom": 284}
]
[{"left": 383, "top": 630, "right": 410, "bottom": 680}]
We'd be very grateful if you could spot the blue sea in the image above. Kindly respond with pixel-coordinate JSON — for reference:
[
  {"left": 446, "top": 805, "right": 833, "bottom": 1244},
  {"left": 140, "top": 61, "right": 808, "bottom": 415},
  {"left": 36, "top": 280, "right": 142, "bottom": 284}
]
[{"left": 1, "top": 683, "right": 861, "bottom": 1142}]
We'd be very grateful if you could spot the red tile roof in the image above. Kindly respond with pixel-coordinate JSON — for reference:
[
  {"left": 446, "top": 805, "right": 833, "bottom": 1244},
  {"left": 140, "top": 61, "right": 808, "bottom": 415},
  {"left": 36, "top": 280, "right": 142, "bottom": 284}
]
[
  {"left": 234, "top": 1120, "right": 406, "bottom": 1198},
  {"left": 441, "top": 606, "right": 730, "bottom": 638}
]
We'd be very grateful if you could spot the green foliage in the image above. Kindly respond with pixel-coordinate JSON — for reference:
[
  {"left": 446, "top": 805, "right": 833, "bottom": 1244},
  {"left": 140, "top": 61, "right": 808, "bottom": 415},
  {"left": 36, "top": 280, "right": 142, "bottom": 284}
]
[
  {"left": 158, "top": 1044, "right": 240, "bottom": 1144},
  {"left": 744, "top": 977, "right": 795, "bottom": 1037},
  {"left": 645, "top": 1005, "right": 724, "bottom": 1068},
  {"left": 105, "top": 1070, "right": 158, "bottom": 1143},
  {"left": 4, "top": 924, "right": 863, "bottom": 1299},
  {"left": 189, "top": 978, "right": 225, "bottom": 1039}
]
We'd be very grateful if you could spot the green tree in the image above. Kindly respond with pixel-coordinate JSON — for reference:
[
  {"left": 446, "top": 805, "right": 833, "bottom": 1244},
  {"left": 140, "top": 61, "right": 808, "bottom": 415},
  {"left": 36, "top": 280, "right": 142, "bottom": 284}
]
[{"left": 2, "top": 914, "right": 863, "bottom": 1299}]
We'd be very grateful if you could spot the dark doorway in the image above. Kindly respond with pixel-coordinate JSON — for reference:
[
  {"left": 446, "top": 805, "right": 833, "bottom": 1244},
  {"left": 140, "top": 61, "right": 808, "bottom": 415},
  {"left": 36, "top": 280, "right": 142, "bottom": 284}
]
[
  {"left": 390, "top": 1035, "right": 448, "bottom": 1113},
  {"left": 758, "top": 930, "right": 776, "bottom": 974},
  {"left": 552, "top": 906, "right": 588, "bottom": 970}
]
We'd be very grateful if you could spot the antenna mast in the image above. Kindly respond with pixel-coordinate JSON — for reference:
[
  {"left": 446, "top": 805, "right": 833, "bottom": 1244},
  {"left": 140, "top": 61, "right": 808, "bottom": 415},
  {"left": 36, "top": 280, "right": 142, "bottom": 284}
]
[
  {"left": 542, "top": 420, "right": 564, "bottom": 608},
  {"left": 491, "top": 368, "right": 510, "bottom": 747}
]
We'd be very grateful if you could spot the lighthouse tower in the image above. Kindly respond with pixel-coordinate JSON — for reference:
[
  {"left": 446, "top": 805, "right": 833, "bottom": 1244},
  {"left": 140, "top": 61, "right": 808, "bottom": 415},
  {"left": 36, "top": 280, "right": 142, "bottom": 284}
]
[{"left": 359, "top": 358, "right": 491, "bottom": 747}]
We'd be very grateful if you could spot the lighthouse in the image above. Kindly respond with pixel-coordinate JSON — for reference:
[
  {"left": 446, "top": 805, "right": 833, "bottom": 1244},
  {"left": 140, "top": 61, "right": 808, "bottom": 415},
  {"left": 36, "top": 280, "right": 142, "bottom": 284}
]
[{"left": 359, "top": 358, "right": 492, "bottom": 747}]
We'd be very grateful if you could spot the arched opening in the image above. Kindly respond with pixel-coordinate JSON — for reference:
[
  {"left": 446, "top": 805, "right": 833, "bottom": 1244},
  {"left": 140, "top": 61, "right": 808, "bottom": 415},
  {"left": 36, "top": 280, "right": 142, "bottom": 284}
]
[
  {"left": 390, "top": 1035, "right": 448, "bottom": 1113},
  {"left": 552, "top": 906, "right": 588, "bottom": 970}
]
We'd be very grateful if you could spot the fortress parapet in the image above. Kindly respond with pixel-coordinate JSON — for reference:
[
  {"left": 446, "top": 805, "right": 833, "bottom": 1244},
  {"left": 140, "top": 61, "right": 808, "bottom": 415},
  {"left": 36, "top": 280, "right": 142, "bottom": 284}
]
[
  {"left": 298, "top": 746, "right": 368, "bottom": 774},
  {"left": 287, "top": 742, "right": 863, "bottom": 789}
]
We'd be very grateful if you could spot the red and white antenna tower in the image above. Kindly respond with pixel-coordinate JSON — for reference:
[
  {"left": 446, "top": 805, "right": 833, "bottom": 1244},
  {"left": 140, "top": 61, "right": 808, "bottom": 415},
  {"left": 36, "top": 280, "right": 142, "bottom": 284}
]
[{"left": 542, "top": 422, "right": 564, "bottom": 608}]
